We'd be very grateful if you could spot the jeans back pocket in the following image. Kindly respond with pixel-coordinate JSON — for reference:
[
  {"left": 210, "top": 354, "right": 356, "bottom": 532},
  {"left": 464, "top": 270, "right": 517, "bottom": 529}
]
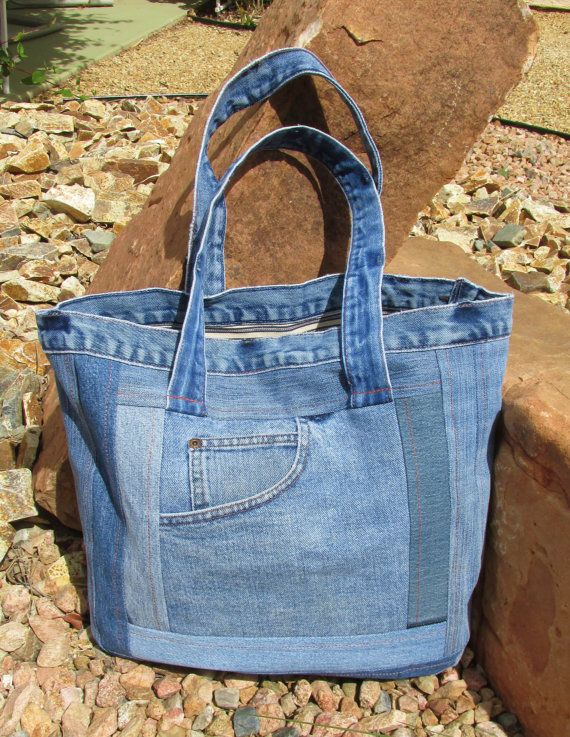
[{"left": 188, "top": 430, "right": 299, "bottom": 512}]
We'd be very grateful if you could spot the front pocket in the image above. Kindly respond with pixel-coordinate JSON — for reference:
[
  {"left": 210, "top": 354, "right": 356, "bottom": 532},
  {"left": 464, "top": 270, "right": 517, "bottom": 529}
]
[{"left": 162, "top": 418, "right": 309, "bottom": 524}]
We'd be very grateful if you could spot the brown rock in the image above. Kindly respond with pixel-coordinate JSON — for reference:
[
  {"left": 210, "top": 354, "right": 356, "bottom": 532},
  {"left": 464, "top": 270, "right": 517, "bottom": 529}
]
[
  {"left": 359, "top": 680, "right": 381, "bottom": 710},
  {"left": 20, "top": 702, "right": 56, "bottom": 737},
  {"left": 153, "top": 676, "right": 181, "bottom": 699},
  {"left": 121, "top": 713, "right": 146, "bottom": 737},
  {"left": 293, "top": 679, "right": 312, "bottom": 707},
  {"left": 0, "top": 621, "right": 28, "bottom": 652},
  {"left": 36, "top": 597, "right": 65, "bottom": 620},
  {"left": 120, "top": 663, "right": 156, "bottom": 699},
  {"left": 312, "top": 711, "right": 357, "bottom": 737},
  {"left": 249, "top": 687, "right": 279, "bottom": 707},
  {"left": 90, "top": 0, "right": 537, "bottom": 292},
  {"left": 0, "top": 180, "right": 42, "bottom": 199},
  {"left": 53, "top": 583, "right": 80, "bottom": 613},
  {"left": 462, "top": 668, "right": 487, "bottom": 692},
  {"left": 36, "top": 665, "right": 76, "bottom": 692},
  {"left": 86, "top": 706, "right": 118, "bottom": 737},
  {"left": 36, "top": 634, "right": 70, "bottom": 667},
  {"left": 26, "top": 111, "right": 75, "bottom": 134},
  {"left": 0, "top": 201, "right": 18, "bottom": 232},
  {"left": 1, "top": 584, "right": 31, "bottom": 621},
  {"left": 339, "top": 697, "right": 362, "bottom": 719},
  {"left": 13, "top": 661, "right": 38, "bottom": 688},
  {"left": 257, "top": 703, "right": 286, "bottom": 737},
  {"left": 206, "top": 711, "right": 234, "bottom": 737},
  {"left": 96, "top": 671, "right": 127, "bottom": 707},
  {"left": 0, "top": 681, "right": 44, "bottom": 736},
  {"left": 62, "top": 702, "right": 93, "bottom": 737},
  {"left": 7, "top": 142, "right": 50, "bottom": 174},
  {"left": 181, "top": 673, "right": 214, "bottom": 703},
  {"left": 429, "top": 680, "right": 467, "bottom": 703},
  {"left": 104, "top": 158, "right": 161, "bottom": 184},
  {"left": 312, "top": 680, "right": 339, "bottom": 712},
  {"left": 357, "top": 711, "right": 407, "bottom": 734},
  {"left": 34, "top": 0, "right": 538, "bottom": 529},
  {"left": 28, "top": 614, "right": 70, "bottom": 643}
]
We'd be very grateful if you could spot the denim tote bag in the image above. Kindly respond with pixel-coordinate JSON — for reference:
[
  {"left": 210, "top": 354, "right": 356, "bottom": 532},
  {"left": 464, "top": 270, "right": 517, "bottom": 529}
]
[{"left": 36, "top": 48, "right": 514, "bottom": 678}]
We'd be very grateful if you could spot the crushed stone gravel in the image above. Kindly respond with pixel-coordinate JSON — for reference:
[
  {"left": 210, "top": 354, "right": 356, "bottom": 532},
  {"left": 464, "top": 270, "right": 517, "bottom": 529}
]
[
  {"left": 498, "top": 11, "right": 570, "bottom": 134},
  {"left": 57, "top": 19, "right": 250, "bottom": 97}
]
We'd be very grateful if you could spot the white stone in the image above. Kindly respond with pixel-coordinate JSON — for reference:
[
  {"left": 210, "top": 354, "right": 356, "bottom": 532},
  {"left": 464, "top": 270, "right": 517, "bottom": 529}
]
[
  {"left": 59, "top": 276, "right": 86, "bottom": 300},
  {"left": 2, "top": 276, "right": 61, "bottom": 303},
  {"left": 43, "top": 184, "right": 96, "bottom": 222}
]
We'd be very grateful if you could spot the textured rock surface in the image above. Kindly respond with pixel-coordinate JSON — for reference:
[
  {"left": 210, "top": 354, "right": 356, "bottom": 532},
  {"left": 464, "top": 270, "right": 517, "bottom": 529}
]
[
  {"left": 476, "top": 377, "right": 570, "bottom": 737},
  {"left": 390, "top": 238, "right": 570, "bottom": 737}
]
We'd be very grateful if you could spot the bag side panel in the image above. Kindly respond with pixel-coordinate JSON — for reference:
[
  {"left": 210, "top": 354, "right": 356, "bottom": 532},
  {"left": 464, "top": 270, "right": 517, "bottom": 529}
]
[
  {"left": 69, "top": 354, "right": 131, "bottom": 656},
  {"left": 436, "top": 337, "right": 510, "bottom": 656}
]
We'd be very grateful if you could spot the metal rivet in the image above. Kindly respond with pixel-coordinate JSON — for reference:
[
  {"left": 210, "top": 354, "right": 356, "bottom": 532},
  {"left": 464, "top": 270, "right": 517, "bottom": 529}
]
[{"left": 188, "top": 438, "right": 202, "bottom": 449}]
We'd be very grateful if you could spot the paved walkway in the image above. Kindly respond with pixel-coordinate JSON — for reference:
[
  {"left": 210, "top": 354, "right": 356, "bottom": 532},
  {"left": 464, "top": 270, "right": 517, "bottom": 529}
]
[{"left": 5, "top": 0, "right": 190, "bottom": 100}]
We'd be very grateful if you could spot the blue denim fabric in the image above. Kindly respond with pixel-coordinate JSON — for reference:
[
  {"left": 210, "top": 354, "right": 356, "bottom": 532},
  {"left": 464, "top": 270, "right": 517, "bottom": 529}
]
[{"left": 36, "top": 48, "right": 513, "bottom": 677}]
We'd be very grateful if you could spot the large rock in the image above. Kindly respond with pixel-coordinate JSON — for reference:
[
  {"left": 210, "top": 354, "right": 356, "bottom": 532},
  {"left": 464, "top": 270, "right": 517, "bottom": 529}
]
[
  {"left": 34, "top": 0, "right": 537, "bottom": 527},
  {"left": 389, "top": 239, "right": 570, "bottom": 737}
]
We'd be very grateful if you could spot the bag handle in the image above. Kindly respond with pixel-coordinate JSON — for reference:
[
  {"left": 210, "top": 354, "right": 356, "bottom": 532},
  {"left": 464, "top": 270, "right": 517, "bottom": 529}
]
[
  {"left": 168, "top": 125, "right": 393, "bottom": 417},
  {"left": 185, "top": 47, "right": 383, "bottom": 296}
]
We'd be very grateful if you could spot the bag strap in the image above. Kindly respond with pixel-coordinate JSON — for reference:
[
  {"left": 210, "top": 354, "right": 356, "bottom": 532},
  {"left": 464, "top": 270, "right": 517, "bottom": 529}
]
[
  {"left": 168, "top": 125, "right": 393, "bottom": 417},
  {"left": 185, "top": 47, "right": 382, "bottom": 296}
]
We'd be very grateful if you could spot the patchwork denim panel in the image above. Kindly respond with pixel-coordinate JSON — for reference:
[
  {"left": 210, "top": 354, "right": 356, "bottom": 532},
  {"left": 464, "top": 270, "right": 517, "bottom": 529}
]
[
  {"left": 115, "top": 404, "right": 170, "bottom": 631},
  {"left": 71, "top": 355, "right": 130, "bottom": 655},
  {"left": 36, "top": 45, "right": 513, "bottom": 676},
  {"left": 395, "top": 391, "right": 451, "bottom": 628},
  {"left": 158, "top": 402, "right": 410, "bottom": 638}
]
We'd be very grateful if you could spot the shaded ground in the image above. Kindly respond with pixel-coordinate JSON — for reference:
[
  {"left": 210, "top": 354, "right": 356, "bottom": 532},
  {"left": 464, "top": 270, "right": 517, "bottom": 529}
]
[
  {"left": 4, "top": 0, "right": 190, "bottom": 101},
  {"left": 498, "top": 11, "right": 570, "bottom": 133}
]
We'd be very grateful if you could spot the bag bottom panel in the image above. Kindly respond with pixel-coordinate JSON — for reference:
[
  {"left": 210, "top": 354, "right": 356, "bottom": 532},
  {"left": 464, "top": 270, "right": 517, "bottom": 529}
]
[{"left": 89, "top": 618, "right": 460, "bottom": 678}]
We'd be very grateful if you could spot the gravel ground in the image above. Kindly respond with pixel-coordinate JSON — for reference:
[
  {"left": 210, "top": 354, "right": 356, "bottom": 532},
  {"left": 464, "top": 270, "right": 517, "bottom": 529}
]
[
  {"left": 454, "top": 120, "right": 569, "bottom": 203},
  {"left": 413, "top": 121, "right": 569, "bottom": 312},
  {"left": 61, "top": 20, "right": 250, "bottom": 97},
  {"left": 58, "top": 8, "right": 570, "bottom": 135},
  {"left": 498, "top": 11, "right": 570, "bottom": 133}
]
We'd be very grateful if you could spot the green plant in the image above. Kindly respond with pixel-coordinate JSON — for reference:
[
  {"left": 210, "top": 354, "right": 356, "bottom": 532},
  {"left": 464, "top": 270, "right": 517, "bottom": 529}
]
[{"left": 0, "top": 32, "right": 26, "bottom": 80}]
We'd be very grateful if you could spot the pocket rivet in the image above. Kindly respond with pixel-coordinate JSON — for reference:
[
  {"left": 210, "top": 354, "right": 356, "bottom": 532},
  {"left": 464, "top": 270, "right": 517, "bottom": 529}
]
[{"left": 188, "top": 438, "right": 203, "bottom": 449}]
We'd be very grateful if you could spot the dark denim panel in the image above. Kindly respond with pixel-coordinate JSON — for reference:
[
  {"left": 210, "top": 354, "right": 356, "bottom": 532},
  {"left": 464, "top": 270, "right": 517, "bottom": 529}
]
[
  {"left": 395, "top": 391, "right": 451, "bottom": 628},
  {"left": 436, "top": 338, "right": 509, "bottom": 657}
]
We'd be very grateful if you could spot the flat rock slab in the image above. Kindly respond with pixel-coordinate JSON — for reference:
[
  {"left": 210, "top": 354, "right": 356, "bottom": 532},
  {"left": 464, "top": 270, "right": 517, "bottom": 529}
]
[{"left": 390, "top": 238, "right": 570, "bottom": 387}]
